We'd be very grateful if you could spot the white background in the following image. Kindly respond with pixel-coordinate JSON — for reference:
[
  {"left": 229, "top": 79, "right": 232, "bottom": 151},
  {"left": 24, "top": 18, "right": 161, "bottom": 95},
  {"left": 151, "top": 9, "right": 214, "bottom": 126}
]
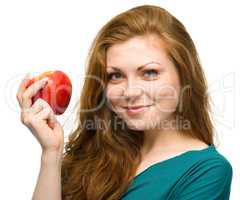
[{"left": 0, "top": 0, "right": 239, "bottom": 199}]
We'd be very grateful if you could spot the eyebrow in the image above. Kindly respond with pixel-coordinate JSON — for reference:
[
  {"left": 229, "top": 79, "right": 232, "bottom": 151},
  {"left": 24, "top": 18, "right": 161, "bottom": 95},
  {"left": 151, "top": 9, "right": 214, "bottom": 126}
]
[{"left": 107, "top": 61, "right": 161, "bottom": 71}]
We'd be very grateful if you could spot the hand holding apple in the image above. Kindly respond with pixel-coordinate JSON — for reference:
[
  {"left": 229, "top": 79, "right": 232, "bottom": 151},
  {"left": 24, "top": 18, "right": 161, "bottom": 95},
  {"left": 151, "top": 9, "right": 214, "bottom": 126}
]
[{"left": 26, "top": 70, "right": 72, "bottom": 115}]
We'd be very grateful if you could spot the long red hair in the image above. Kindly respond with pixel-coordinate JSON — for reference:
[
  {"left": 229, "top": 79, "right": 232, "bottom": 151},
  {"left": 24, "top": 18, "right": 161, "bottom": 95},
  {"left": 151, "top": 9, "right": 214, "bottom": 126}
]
[{"left": 61, "top": 4, "right": 214, "bottom": 199}]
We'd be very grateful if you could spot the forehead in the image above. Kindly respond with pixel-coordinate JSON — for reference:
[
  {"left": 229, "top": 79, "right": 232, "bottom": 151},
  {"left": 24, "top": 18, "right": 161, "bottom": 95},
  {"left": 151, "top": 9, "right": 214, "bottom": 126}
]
[{"left": 106, "top": 35, "right": 168, "bottom": 69}]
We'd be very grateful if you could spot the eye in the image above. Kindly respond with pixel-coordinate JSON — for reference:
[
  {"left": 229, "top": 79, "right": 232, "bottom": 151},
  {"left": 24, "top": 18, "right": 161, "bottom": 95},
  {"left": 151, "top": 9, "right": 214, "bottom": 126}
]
[
  {"left": 107, "top": 72, "right": 123, "bottom": 81},
  {"left": 143, "top": 69, "right": 159, "bottom": 78}
]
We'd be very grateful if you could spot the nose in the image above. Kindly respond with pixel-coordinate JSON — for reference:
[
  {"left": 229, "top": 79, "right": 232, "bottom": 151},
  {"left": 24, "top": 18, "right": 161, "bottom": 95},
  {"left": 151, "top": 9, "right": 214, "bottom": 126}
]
[{"left": 123, "top": 81, "right": 143, "bottom": 100}]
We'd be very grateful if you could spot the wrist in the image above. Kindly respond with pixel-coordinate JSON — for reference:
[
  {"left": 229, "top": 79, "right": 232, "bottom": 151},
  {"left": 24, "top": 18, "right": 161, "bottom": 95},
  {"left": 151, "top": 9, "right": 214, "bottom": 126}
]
[{"left": 41, "top": 149, "right": 63, "bottom": 165}]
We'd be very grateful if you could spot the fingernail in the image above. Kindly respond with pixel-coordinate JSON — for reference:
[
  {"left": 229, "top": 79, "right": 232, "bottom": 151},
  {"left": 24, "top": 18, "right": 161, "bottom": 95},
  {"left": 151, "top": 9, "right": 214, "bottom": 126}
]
[{"left": 41, "top": 77, "right": 49, "bottom": 83}]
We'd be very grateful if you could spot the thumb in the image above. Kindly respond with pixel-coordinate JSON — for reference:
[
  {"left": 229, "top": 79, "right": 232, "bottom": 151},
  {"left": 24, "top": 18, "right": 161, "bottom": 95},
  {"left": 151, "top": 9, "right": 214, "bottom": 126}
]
[
  {"left": 47, "top": 112, "right": 59, "bottom": 130},
  {"left": 52, "top": 120, "right": 63, "bottom": 133}
]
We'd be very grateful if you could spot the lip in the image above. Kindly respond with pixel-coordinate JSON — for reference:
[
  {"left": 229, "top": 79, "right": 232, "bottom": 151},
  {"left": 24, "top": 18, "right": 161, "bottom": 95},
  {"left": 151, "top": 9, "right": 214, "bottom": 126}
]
[
  {"left": 122, "top": 105, "right": 152, "bottom": 109},
  {"left": 122, "top": 104, "right": 153, "bottom": 115}
]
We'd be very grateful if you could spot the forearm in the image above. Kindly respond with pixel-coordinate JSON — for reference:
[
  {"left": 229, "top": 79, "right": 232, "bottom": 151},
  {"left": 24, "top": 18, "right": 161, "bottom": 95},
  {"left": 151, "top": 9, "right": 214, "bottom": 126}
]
[{"left": 32, "top": 150, "right": 63, "bottom": 200}]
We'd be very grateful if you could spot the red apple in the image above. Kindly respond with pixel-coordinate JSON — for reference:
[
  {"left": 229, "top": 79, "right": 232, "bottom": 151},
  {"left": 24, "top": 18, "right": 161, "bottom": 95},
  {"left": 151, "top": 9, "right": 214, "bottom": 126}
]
[{"left": 26, "top": 70, "right": 72, "bottom": 115}]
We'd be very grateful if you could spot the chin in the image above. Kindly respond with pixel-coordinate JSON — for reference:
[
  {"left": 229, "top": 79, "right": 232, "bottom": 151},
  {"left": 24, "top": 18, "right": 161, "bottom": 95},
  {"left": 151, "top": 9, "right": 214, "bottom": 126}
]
[{"left": 124, "top": 120, "right": 151, "bottom": 131}]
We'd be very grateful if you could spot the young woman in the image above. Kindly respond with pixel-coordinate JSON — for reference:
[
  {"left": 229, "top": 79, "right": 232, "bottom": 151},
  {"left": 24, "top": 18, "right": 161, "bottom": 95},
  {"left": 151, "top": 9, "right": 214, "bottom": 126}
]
[{"left": 16, "top": 4, "right": 232, "bottom": 200}]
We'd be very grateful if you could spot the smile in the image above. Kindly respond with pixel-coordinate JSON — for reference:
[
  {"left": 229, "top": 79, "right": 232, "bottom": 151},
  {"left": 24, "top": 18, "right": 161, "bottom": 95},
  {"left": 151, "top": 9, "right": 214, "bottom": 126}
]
[{"left": 121, "top": 105, "right": 153, "bottom": 115}]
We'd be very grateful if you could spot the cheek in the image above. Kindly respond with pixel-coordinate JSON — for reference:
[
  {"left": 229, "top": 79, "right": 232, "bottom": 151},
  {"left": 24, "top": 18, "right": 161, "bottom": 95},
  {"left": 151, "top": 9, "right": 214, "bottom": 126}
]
[
  {"left": 158, "top": 85, "right": 178, "bottom": 98},
  {"left": 154, "top": 72, "right": 181, "bottom": 103},
  {"left": 151, "top": 82, "right": 180, "bottom": 112},
  {"left": 145, "top": 79, "right": 179, "bottom": 99},
  {"left": 106, "top": 85, "right": 124, "bottom": 104}
]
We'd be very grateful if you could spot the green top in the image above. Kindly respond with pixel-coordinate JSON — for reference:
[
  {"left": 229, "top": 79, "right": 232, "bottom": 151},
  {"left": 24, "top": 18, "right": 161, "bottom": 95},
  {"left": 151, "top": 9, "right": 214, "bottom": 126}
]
[{"left": 120, "top": 145, "right": 233, "bottom": 200}]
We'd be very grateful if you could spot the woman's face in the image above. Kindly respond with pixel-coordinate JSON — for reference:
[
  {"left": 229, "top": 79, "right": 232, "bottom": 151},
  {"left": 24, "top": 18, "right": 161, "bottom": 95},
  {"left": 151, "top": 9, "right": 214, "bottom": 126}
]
[{"left": 105, "top": 35, "right": 181, "bottom": 131}]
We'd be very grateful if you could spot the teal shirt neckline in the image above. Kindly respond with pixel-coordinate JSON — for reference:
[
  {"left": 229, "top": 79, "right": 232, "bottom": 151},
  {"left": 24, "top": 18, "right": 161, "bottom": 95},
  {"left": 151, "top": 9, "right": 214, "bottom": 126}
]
[
  {"left": 133, "top": 144, "right": 215, "bottom": 180},
  {"left": 120, "top": 144, "right": 232, "bottom": 200}
]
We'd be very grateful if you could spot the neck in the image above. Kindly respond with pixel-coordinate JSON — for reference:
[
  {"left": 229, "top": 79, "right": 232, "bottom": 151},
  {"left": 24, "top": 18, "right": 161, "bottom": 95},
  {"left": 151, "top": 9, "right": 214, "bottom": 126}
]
[{"left": 141, "top": 117, "right": 195, "bottom": 156}]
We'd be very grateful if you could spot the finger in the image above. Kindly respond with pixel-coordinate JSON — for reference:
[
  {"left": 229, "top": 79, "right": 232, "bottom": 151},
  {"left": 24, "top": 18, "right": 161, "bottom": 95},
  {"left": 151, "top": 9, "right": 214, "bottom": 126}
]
[
  {"left": 40, "top": 100, "right": 57, "bottom": 129},
  {"left": 53, "top": 120, "right": 62, "bottom": 132},
  {"left": 36, "top": 106, "right": 52, "bottom": 120},
  {"left": 48, "top": 112, "right": 58, "bottom": 129},
  {"left": 16, "top": 73, "right": 31, "bottom": 105},
  {"left": 22, "top": 78, "right": 49, "bottom": 109},
  {"left": 36, "top": 99, "right": 55, "bottom": 120},
  {"left": 35, "top": 106, "right": 57, "bottom": 129},
  {"left": 31, "top": 98, "right": 45, "bottom": 114}
]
